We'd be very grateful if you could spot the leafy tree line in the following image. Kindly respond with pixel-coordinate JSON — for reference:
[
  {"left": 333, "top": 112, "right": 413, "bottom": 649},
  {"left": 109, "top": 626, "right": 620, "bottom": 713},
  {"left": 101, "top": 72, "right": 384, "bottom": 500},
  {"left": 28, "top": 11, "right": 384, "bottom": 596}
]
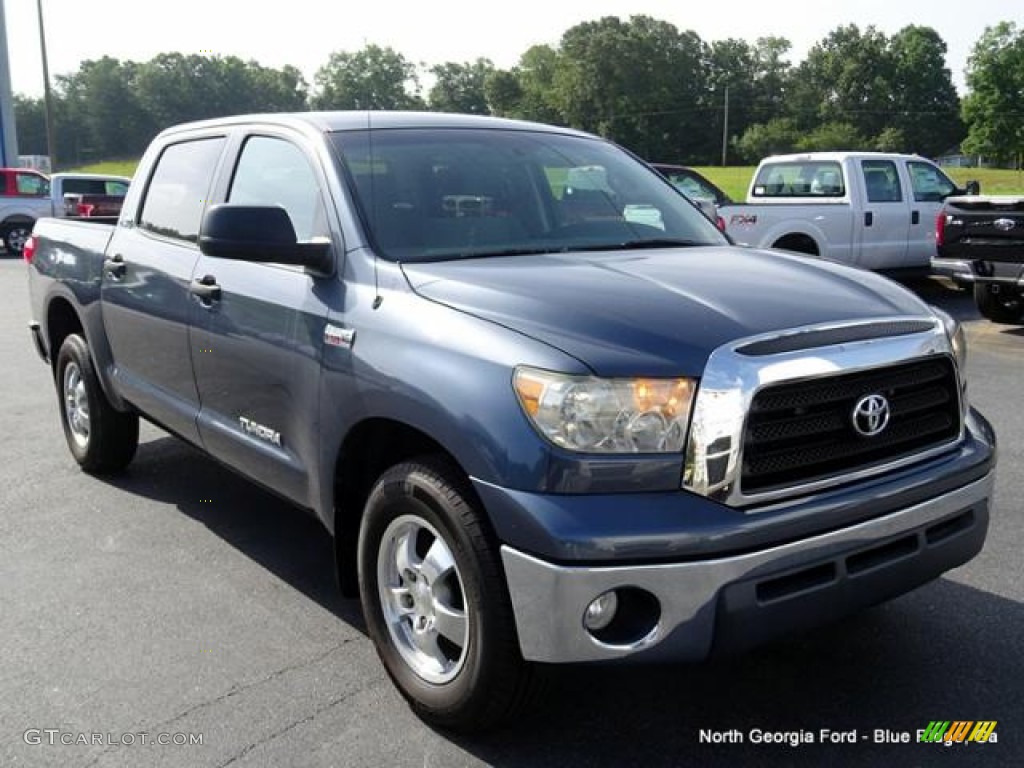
[{"left": 13, "top": 18, "right": 1024, "bottom": 169}]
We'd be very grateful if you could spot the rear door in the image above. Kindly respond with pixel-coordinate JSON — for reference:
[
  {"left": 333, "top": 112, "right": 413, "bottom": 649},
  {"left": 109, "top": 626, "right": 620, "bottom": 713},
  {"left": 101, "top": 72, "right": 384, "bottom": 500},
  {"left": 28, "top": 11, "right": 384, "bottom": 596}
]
[
  {"left": 857, "top": 158, "right": 910, "bottom": 269},
  {"left": 101, "top": 135, "right": 228, "bottom": 443},
  {"left": 189, "top": 132, "right": 337, "bottom": 507}
]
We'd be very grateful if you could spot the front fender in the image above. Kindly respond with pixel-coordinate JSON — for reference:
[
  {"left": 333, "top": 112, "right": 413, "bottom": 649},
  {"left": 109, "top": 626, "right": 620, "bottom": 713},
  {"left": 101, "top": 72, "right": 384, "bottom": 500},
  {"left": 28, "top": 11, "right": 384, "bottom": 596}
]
[{"left": 314, "top": 278, "right": 586, "bottom": 527}]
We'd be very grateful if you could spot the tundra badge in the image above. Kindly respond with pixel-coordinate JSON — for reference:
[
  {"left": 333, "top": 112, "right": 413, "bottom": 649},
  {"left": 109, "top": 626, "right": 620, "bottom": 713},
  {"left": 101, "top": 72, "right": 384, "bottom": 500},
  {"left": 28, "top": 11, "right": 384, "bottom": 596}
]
[{"left": 239, "top": 417, "right": 282, "bottom": 446}]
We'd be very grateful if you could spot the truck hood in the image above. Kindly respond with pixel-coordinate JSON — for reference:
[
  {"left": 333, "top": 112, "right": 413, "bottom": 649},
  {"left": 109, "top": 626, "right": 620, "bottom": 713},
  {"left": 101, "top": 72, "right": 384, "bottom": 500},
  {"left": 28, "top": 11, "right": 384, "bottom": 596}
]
[{"left": 402, "top": 247, "right": 933, "bottom": 377}]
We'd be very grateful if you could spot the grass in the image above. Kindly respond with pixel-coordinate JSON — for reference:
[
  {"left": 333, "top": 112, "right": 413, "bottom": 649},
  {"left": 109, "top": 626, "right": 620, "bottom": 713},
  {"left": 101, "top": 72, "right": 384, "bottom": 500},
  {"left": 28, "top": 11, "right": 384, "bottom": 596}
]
[
  {"left": 71, "top": 160, "right": 139, "bottom": 178},
  {"left": 69, "top": 160, "right": 1024, "bottom": 199},
  {"left": 943, "top": 167, "right": 1024, "bottom": 196},
  {"left": 690, "top": 166, "right": 755, "bottom": 201}
]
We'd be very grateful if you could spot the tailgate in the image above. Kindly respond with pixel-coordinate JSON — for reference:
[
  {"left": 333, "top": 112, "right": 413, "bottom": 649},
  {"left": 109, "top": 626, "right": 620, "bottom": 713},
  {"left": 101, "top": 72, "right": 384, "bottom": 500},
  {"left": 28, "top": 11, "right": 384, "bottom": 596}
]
[{"left": 942, "top": 197, "right": 1024, "bottom": 263}]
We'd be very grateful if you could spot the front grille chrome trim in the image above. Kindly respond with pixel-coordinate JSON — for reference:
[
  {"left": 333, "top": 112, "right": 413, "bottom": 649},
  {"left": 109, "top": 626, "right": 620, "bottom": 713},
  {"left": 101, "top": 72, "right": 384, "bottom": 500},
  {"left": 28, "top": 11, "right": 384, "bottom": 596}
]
[{"left": 682, "top": 316, "right": 964, "bottom": 510}]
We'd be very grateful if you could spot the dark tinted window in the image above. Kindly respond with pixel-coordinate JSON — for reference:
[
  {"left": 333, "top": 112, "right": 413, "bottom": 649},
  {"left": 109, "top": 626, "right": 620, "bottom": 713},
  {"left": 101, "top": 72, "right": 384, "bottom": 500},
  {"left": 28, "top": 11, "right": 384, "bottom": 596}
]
[
  {"left": 752, "top": 161, "right": 845, "bottom": 198},
  {"left": 332, "top": 128, "right": 726, "bottom": 262},
  {"left": 139, "top": 138, "right": 225, "bottom": 243},
  {"left": 62, "top": 178, "right": 129, "bottom": 197},
  {"left": 862, "top": 160, "right": 903, "bottom": 203},
  {"left": 228, "top": 136, "right": 328, "bottom": 241}
]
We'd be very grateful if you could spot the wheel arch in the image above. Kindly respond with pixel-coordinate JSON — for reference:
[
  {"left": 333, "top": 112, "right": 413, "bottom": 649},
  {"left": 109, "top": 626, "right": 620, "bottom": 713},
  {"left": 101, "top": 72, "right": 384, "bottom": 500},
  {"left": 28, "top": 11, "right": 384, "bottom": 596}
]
[
  {"left": 770, "top": 231, "right": 822, "bottom": 256},
  {"left": 331, "top": 417, "right": 477, "bottom": 596},
  {"left": 45, "top": 296, "right": 86, "bottom": 371}
]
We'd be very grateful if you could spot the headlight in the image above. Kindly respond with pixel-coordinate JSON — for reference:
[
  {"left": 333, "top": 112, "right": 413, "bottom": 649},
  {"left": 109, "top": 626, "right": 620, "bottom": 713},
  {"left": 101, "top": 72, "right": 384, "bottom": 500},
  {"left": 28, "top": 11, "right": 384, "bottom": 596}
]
[{"left": 513, "top": 367, "right": 696, "bottom": 453}]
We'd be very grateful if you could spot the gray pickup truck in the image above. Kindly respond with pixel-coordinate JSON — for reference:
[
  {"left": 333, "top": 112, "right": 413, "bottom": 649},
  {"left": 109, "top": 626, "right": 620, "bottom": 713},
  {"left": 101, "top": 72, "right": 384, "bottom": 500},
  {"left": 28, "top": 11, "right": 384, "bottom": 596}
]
[{"left": 26, "top": 112, "right": 996, "bottom": 731}]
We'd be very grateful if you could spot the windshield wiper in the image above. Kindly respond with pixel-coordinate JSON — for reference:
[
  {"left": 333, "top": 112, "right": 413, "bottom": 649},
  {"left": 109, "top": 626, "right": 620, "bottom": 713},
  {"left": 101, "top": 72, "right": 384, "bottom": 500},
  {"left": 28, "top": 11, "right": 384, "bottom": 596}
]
[{"left": 414, "top": 246, "right": 564, "bottom": 262}]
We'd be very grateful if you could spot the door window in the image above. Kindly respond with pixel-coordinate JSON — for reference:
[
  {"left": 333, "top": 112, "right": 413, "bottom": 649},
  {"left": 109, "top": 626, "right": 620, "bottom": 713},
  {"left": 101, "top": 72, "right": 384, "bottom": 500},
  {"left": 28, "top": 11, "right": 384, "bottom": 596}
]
[
  {"left": 861, "top": 160, "right": 903, "bottom": 203},
  {"left": 139, "top": 137, "right": 226, "bottom": 243},
  {"left": 16, "top": 173, "right": 49, "bottom": 196},
  {"left": 907, "top": 161, "right": 957, "bottom": 202},
  {"left": 228, "top": 136, "right": 329, "bottom": 241}
]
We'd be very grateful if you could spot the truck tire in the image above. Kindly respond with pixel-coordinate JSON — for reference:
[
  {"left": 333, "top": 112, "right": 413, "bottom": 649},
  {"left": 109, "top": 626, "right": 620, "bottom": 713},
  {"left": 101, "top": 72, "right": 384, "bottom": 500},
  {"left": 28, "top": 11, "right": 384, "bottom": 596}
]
[
  {"left": 55, "top": 334, "right": 139, "bottom": 473},
  {"left": 358, "top": 457, "right": 538, "bottom": 732},
  {"left": 3, "top": 223, "right": 33, "bottom": 255},
  {"left": 974, "top": 284, "right": 1024, "bottom": 324}
]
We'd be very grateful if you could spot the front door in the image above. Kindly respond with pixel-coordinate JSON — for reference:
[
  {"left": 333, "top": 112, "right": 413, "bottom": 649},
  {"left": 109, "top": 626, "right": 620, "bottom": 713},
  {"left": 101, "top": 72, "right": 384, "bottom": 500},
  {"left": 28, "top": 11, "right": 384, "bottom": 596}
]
[
  {"left": 189, "top": 134, "right": 337, "bottom": 507},
  {"left": 904, "top": 160, "right": 959, "bottom": 269}
]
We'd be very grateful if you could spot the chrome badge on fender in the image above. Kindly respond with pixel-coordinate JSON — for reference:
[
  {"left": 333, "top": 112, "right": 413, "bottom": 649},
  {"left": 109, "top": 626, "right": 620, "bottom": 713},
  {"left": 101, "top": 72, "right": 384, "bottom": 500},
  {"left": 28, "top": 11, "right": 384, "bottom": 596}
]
[{"left": 239, "top": 416, "right": 282, "bottom": 446}]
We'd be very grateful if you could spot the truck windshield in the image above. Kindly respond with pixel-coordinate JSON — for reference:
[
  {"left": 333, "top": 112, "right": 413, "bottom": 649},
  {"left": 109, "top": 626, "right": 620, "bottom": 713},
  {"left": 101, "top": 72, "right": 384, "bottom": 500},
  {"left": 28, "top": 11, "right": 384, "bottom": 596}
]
[{"left": 330, "top": 128, "right": 726, "bottom": 262}]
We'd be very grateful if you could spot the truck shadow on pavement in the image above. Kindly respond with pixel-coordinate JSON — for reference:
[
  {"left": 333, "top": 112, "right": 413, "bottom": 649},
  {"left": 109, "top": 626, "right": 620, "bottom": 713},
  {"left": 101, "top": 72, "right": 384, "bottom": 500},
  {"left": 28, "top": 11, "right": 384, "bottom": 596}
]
[
  {"left": 102, "top": 432, "right": 1020, "bottom": 766},
  {"left": 103, "top": 433, "right": 366, "bottom": 634}
]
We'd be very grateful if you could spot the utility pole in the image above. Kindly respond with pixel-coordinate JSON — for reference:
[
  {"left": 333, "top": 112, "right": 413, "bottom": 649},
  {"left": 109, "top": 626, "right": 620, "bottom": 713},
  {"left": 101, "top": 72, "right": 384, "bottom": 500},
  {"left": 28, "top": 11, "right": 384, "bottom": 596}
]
[
  {"left": 721, "top": 85, "right": 729, "bottom": 167},
  {"left": 37, "top": 0, "right": 56, "bottom": 171}
]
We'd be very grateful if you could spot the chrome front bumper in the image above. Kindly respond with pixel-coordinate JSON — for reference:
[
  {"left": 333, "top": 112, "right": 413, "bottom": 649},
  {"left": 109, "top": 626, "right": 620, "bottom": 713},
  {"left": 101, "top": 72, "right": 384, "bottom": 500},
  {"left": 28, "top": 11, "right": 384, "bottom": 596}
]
[{"left": 501, "top": 472, "right": 994, "bottom": 663}]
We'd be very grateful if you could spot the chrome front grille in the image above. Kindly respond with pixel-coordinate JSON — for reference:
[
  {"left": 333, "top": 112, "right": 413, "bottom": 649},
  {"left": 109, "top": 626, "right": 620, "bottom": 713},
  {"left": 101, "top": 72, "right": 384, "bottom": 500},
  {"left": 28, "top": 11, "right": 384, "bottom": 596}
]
[
  {"left": 683, "top": 316, "right": 963, "bottom": 508},
  {"left": 741, "top": 358, "right": 960, "bottom": 493}
]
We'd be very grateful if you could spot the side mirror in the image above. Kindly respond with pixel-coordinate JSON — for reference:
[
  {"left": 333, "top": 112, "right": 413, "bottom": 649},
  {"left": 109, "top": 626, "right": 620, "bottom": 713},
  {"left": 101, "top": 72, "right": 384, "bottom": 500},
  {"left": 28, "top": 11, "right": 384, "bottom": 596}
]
[
  {"left": 199, "top": 205, "right": 332, "bottom": 274},
  {"left": 964, "top": 180, "right": 981, "bottom": 196}
]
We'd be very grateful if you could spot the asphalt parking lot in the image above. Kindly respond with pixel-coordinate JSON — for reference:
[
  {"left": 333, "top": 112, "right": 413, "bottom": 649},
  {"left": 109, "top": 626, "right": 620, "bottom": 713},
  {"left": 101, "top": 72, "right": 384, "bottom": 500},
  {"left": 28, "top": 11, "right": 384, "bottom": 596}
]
[{"left": 0, "top": 256, "right": 1020, "bottom": 767}]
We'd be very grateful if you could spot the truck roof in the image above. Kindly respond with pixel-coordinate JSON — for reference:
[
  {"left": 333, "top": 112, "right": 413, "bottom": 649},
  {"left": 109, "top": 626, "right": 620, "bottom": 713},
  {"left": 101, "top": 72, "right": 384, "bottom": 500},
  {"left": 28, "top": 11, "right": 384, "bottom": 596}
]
[
  {"left": 759, "top": 151, "right": 930, "bottom": 164},
  {"left": 158, "top": 111, "right": 595, "bottom": 140},
  {"left": 50, "top": 172, "right": 132, "bottom": 183}
]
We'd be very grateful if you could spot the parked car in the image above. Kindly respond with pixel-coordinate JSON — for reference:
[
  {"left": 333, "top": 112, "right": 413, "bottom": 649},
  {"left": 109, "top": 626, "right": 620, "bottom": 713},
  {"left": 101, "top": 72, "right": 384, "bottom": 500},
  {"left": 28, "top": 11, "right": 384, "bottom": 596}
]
[
  {"left": 719, "top": 152, "right": 977, "bottom": 272},
  {"left": 650, "top": 163, "right": 730, "bottom": 228},
  {"left": 649, "top": 163, "right": 732, "bottom": 206},
  {"left": 935, "top": 194, "right": 1024, "bottom": 323},
  {"left": 0, "top": 168, "right": 130, "bottom": 254},
  {"left": 26, "top": 112, "right": 994, "bottom": 731}
]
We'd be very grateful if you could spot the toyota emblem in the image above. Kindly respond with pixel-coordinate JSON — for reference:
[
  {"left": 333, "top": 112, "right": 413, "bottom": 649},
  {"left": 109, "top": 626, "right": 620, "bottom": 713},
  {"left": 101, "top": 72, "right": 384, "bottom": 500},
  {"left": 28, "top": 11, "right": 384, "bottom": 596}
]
[
  {"left": 852, "top": 394, "right": 890, "bottom": 437},
  {"left": 993, "top": 218, "right": 1016, "bottom": 232}
]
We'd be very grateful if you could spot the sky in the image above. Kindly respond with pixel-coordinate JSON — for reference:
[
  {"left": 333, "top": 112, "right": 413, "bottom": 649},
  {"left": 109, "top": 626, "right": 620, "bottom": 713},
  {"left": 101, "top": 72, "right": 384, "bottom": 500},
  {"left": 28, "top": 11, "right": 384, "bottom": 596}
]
[{"left": 1, "top": 0, "right": 1014, "bottom": 98}]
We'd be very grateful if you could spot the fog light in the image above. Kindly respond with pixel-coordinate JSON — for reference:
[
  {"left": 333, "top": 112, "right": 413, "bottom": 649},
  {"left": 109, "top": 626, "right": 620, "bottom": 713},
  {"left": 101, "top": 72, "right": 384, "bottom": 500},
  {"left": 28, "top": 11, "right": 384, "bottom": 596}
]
[{"left": 583, "top": 591, "right": 619, "bottom": 631}]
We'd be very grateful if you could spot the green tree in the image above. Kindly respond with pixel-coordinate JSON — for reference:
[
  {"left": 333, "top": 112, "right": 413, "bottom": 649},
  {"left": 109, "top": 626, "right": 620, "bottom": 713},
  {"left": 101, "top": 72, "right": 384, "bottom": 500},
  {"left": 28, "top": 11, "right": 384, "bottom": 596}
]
[
  {"left": 788, "top": 25, "right": 894, "bottom": 140},
  {"left": 704, "top": 39, "right": 757, "bottom": 164},
  {"left": 511, "top": 45, "right": 565, "bottom": 123},
  {"left": 552, "top": 15, "right": 708, "bottom": 161},
  {"left": 795, "top": 122, "right": 865, "bottom": 152},
  {"left": 56, "top": 57, "right": 155, "bottom": 161},
  {"left": 962, "top": 22, "right": 1024, "bottom": 165},
  {"left": 889, "top": 26, "right": 963, "bottom": 156},
  {"left": 12, "top": 95, "right": 47, "bottom": 156},
  {"left": 736, "top": 117, "right": 801, "bottom": 161},
  {"left": 483, "top": 69, "right": 525, "bottom": 117},
  {"left": 313, "top": 45, "right": 423, "bottom": 110},
  {"left": 136, "top": 54, "right": 307, "bottom": 131},
  {"left": 428, "top": 59, "right": 494, "bottom": 114},
  {"left": 751, "top": 37, "right": 792, "bottom": 120}
]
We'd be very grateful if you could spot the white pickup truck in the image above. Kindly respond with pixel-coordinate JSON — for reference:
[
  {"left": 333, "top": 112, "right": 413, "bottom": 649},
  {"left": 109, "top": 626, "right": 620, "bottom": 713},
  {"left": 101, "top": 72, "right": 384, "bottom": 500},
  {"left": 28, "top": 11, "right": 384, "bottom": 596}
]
[{"left": 721, "top": 152, "right": 975, "bottom": 272}]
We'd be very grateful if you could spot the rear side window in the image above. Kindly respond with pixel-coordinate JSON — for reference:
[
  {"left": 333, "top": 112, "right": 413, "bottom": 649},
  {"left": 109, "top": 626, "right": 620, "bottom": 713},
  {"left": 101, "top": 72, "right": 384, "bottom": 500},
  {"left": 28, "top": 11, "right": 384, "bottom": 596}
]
[
  {"left": 862, "top": 160, "right": 903, "bottom": 203},
  {"left": 751, "top": 161, "right": 845, "bottom": 198},
  {"left": 139, "top": 138, "right": 226, "bottom": 243},
  {"left": 62, "top": 178, "right": 129, "bottom": 197}
]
